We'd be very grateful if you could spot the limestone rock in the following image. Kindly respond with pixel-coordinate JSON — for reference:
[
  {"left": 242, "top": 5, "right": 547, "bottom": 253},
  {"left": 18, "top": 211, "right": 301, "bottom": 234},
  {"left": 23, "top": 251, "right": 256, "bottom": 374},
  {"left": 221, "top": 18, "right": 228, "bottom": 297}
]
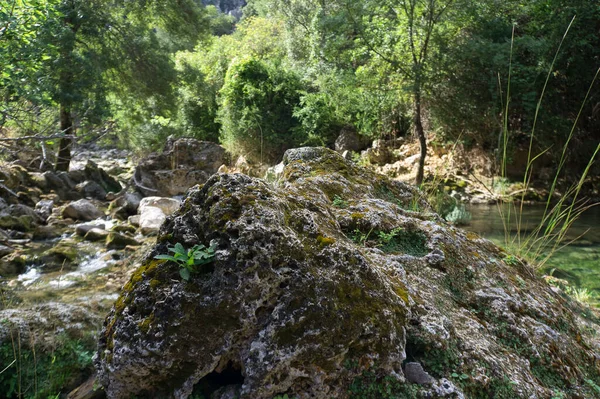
[
  {"left": 35, "top": 199, "right": 54, "bottom": 221},
  {"left": 82, "top": 160, "right": 122, "bottom": 194},
  {"left": 0, "top": 244, "right": 14, "bottom": 258},
  {"left": 111, "top": 224, "right": 137, "bottom": 235},
  {"left": 62, "top": 199, "right": 104, "bottom": 221},
  {"left": 84, "top": 228, "right": 110, "bottom": 242},
  {"left": 404, "top": 362, "right": 434, "bottom": 385},
  {"left": 109, "top": 192, "right": 143, "bottom": 219},
  {"left": 38, "top": 241, "right": 80, "bottom": 272},
  {"left": 96, "top": 147, "right": 600, "bottom": 399},
  {"left": 138, "top": 197, "right": 181, "bottom": 216},
  {"left": 76, "top": 222, "right": 106, "bottom": 237},
  {"left": 133, "top": 138, "right": 226, "bottom": 197},
  {"left": 0, "top": 251, "right": 26, "bottom": 277},
  {"left": 5, "top": 204, "right": 43, "bottom": 222},
  {"left": 334, "top": 127, "right": 368, "bottom": 153},
  {"left": 362, "top": 146, "right": 393, "bottom": 166},
  {"left": 137, "top": 197, "right": 180, "bottom": 236},
  {"left": 76, "top": 181, "right": 107, "bottom": 200},
  {"left": 128, "top": 215, "right": 140, "bottom": 227},
  {"left": 138, "top": 206, "right": 166, "bottom": 236}
]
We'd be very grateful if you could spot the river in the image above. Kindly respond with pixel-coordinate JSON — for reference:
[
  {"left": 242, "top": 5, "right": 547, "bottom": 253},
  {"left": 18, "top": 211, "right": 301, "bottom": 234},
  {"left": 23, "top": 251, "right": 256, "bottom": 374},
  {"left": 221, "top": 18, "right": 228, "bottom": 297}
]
[{"left": 465, "top": 204, "right": 600, "bottom": 306}]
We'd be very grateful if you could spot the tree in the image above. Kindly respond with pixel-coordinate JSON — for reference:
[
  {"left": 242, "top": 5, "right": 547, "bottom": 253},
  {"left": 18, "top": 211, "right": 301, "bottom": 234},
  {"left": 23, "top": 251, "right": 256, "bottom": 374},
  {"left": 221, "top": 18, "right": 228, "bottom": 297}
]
[
  {"left": 1, "top": 0, "right": 206, "bottom": 170},
  {"left": 265, "top": 0, "right": 455, "bottom": 184}
]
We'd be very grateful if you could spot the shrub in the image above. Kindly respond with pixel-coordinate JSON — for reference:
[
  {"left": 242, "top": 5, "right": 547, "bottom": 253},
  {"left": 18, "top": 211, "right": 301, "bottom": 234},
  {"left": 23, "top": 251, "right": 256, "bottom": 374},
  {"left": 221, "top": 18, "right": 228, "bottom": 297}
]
[{"left": 218, "top": 58, "right": 304, "bottom": 164}]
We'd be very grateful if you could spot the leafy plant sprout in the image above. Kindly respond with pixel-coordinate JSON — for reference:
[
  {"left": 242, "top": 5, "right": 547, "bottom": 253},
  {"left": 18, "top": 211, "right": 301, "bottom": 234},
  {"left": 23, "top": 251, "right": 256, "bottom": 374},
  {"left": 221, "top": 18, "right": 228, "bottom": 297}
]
[{"left": 154, "top": 241, "right": 217, "bottom": 281}]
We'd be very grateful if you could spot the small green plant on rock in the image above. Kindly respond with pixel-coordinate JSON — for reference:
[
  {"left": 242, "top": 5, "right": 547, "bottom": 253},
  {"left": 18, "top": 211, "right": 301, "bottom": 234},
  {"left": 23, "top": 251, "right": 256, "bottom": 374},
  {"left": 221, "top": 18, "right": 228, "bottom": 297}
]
[
  {"left": 350, "top": 228, "right": 373, "bottom": 246},
  {"left": 154, "top": 241, "right": 217, "bottom": 281},
  {"left": 332, "top": 195, "right": 349, "bottom": 209}
]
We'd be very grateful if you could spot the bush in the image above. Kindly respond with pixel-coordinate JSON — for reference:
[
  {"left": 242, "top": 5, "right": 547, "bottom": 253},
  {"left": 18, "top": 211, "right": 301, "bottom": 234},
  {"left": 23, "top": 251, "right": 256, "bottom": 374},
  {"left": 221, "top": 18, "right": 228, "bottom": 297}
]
[{"left": 218, "top": 58, "right": 305, "bottom": 164}]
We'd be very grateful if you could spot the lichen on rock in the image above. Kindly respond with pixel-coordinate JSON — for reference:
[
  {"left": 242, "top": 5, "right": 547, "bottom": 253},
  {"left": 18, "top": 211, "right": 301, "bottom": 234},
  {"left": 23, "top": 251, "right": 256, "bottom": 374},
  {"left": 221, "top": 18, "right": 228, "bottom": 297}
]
[{"left": 96, "top": 147, "right": 600, "bottom": 399}]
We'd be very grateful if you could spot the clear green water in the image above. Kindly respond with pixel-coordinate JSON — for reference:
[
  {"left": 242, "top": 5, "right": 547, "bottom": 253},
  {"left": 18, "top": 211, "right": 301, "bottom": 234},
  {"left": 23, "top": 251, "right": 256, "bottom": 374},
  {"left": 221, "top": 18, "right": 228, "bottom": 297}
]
[{"left": 465, "top": 204, "right": 600, "bottom": 305}]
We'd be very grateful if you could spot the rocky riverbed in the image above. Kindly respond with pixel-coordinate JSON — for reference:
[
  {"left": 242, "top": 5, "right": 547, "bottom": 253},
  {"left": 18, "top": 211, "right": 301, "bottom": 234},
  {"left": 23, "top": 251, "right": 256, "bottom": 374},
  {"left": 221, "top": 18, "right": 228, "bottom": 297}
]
[{"left": 0, "top": 139, "right": 227, "bottom": 397}]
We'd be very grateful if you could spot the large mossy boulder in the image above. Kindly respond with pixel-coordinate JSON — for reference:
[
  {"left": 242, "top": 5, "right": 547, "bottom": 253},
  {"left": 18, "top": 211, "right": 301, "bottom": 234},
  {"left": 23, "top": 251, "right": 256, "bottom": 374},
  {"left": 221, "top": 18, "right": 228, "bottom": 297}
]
[{"left": 96, "top": 148, "right": 600, "bottom": 399}]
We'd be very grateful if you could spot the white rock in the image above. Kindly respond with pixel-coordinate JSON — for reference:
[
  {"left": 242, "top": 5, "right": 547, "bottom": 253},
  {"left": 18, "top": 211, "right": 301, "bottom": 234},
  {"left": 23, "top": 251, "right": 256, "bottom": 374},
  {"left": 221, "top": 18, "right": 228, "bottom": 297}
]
[
  {"left": 138, "top": 197, "right": 180, "bottom": 216},
  {"left": 139, "top": 206, "right": 166, "bottom": 235}
]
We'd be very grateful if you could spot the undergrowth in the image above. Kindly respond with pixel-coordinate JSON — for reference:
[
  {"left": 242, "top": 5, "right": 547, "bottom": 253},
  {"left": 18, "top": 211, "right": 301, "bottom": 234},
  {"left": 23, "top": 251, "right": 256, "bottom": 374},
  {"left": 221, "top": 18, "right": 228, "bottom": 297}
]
[{"left": 0, "top": 329, "right": 95, "bottom": 399}]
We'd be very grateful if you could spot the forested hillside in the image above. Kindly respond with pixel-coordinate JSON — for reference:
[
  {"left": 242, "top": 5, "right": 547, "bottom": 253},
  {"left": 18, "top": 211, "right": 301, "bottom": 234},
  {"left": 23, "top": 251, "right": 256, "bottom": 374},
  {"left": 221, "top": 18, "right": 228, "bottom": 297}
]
[{"left": 1, "top": 0, "right": 598, "bottom": 181}]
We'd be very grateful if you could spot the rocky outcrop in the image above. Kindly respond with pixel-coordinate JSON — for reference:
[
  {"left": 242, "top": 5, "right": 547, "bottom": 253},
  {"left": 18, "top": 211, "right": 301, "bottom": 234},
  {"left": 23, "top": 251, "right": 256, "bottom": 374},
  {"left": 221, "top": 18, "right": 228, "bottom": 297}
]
[
  {"left": 96, "top": 147, "right": 600, "bottom": 399},
  {"left": 133, "top": 138, "right": 227, "bottom": 197}
]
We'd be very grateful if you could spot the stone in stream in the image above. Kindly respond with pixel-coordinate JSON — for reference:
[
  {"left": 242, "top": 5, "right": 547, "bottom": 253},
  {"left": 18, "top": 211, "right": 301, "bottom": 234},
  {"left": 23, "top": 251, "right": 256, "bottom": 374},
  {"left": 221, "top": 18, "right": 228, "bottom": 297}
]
[
  {"left": 0, "top": 244, "right": 14, "bottom": 258},
  {"left": 138, "top": 206, "right": 167, "bottom": 236},
  {"left": 96, "top": 147, "right": 600, "bottom": 399},
  {"left": 0, "top": 204, "right": 43, "bottom": 232},
  {"left": 105, "top": 232, "right": 140, "bottom": 250},
  {"left": 84, "top": 228, "right": 110, "bottom": 242},
  {"left": 76, "top": 223, "right": 107, "bottom": 237},
  {"left": 38, "top": 241, "right": 80, "bottom": 272},
  {"left": 0, "top": 251, "right": 26, "bottom": 277},
  {"left": 109, "top": 192, "right": 143, "bottom": 220},
  {"left": 76, "top": 181, "right": 108, "bottom": 200},
  {"left": 138, "top": 197, "right": 181, "bottom": 216},
  {"left": 35, "top": 199, "right": 55, "bottom": 221},
  {"left": 62, "top": 199, "right": 105, "bottom": 221}
]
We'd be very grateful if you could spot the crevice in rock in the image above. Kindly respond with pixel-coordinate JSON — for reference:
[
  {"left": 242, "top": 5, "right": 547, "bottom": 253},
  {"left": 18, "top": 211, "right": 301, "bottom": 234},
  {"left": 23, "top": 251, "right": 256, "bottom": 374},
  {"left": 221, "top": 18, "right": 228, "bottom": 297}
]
[{"left": 193, "top": 361, "right": 245, "bottom": 398}]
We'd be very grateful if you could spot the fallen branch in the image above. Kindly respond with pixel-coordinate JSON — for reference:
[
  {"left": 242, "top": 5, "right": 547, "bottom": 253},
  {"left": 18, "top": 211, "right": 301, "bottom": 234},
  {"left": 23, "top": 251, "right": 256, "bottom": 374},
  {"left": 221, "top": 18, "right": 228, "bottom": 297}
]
[{"left": 0, "top": 133, "right": 77, "bottom": 142}]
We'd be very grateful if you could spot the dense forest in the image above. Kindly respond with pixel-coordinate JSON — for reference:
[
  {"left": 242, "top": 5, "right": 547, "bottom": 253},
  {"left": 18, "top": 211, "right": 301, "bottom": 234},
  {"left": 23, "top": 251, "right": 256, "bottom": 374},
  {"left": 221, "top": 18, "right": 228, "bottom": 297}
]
[{"left": 1, "top": 0, "right": 599, "bottom": 182}]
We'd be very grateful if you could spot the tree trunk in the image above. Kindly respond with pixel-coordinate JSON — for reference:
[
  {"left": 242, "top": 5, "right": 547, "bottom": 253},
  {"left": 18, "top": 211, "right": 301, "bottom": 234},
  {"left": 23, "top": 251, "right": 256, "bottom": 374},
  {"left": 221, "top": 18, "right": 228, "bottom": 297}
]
[
  {"left": 55, "top": 104, "right": 74, "bottom": 172},
  {"left": 414, "top": 90, "right": 427, "bottom": 186}
]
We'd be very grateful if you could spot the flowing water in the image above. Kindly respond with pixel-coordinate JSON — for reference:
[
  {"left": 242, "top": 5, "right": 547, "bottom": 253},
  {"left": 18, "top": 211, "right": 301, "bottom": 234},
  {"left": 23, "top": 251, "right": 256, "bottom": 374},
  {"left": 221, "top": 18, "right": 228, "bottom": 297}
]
[{"left": 466, "top": 204, "right": 600, "bottom": 306}]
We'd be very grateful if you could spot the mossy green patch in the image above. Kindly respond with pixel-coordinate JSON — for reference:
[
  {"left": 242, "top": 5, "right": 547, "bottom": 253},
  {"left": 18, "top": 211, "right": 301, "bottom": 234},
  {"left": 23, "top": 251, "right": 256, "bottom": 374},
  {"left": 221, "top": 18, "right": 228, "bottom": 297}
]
[
  {"left": 138, "top": 313, "right": 155, "bottom": 334},
  {"left": 347, "top": 368, "right": 420, "bottom": 399},
  {"left": 316, "top": 235, "right": 336, "bottom": 247}
]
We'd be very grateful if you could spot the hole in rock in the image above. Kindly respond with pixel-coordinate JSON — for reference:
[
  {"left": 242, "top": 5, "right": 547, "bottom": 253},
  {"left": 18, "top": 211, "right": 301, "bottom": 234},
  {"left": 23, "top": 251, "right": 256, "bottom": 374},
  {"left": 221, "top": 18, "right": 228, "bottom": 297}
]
[{"left": 192, "top": 361, "right": 245, "bottom": 398}]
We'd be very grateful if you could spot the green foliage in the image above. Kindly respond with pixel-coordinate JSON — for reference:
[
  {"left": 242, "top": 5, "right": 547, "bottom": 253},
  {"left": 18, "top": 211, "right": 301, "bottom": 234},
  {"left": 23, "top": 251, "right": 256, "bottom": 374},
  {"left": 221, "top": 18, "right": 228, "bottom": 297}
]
[
  {"left": 218, "top": 58, "right": 304, "bottom": 163},
  {"left": 1, "top": 0, "right": 207, "bottom": 160},
  {"left": 349, "top": 226, "right": 428, "bottom": 257},
  {"left": 444, "top": 204, "right": 472, "bottom": 226},
  {"left": 348, "top": 369, "right": 420, "bottom": 399},
  {"left": 349, "top": 228, "right": 373, "bottom": 247},
  {"left": 503, "top": 254, "right": 520, "bottom": 266},
  {"left": 0, "top": 332, "right": 95, "bottom": 399},
  {"left": 154, "top": 242, "right": 217, "bottom": 281},
  {"left": 206, "top": 5, "right": 236, "bottom": 36},
  {"left": 332, "top": 195, "right": 348, "bottom": 209},
  {"left": 432, "top": 0, "right": 600, "bottom": 167},
  {"left": 564, "top": 286, "right": 596, "bottom": 305}
]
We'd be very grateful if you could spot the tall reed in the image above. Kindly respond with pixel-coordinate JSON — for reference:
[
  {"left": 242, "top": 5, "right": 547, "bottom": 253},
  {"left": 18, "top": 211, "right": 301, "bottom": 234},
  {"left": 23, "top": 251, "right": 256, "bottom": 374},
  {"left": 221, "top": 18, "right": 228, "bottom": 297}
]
[{"left": 497, "top": 17, "right": 600, "bottom": 269}]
